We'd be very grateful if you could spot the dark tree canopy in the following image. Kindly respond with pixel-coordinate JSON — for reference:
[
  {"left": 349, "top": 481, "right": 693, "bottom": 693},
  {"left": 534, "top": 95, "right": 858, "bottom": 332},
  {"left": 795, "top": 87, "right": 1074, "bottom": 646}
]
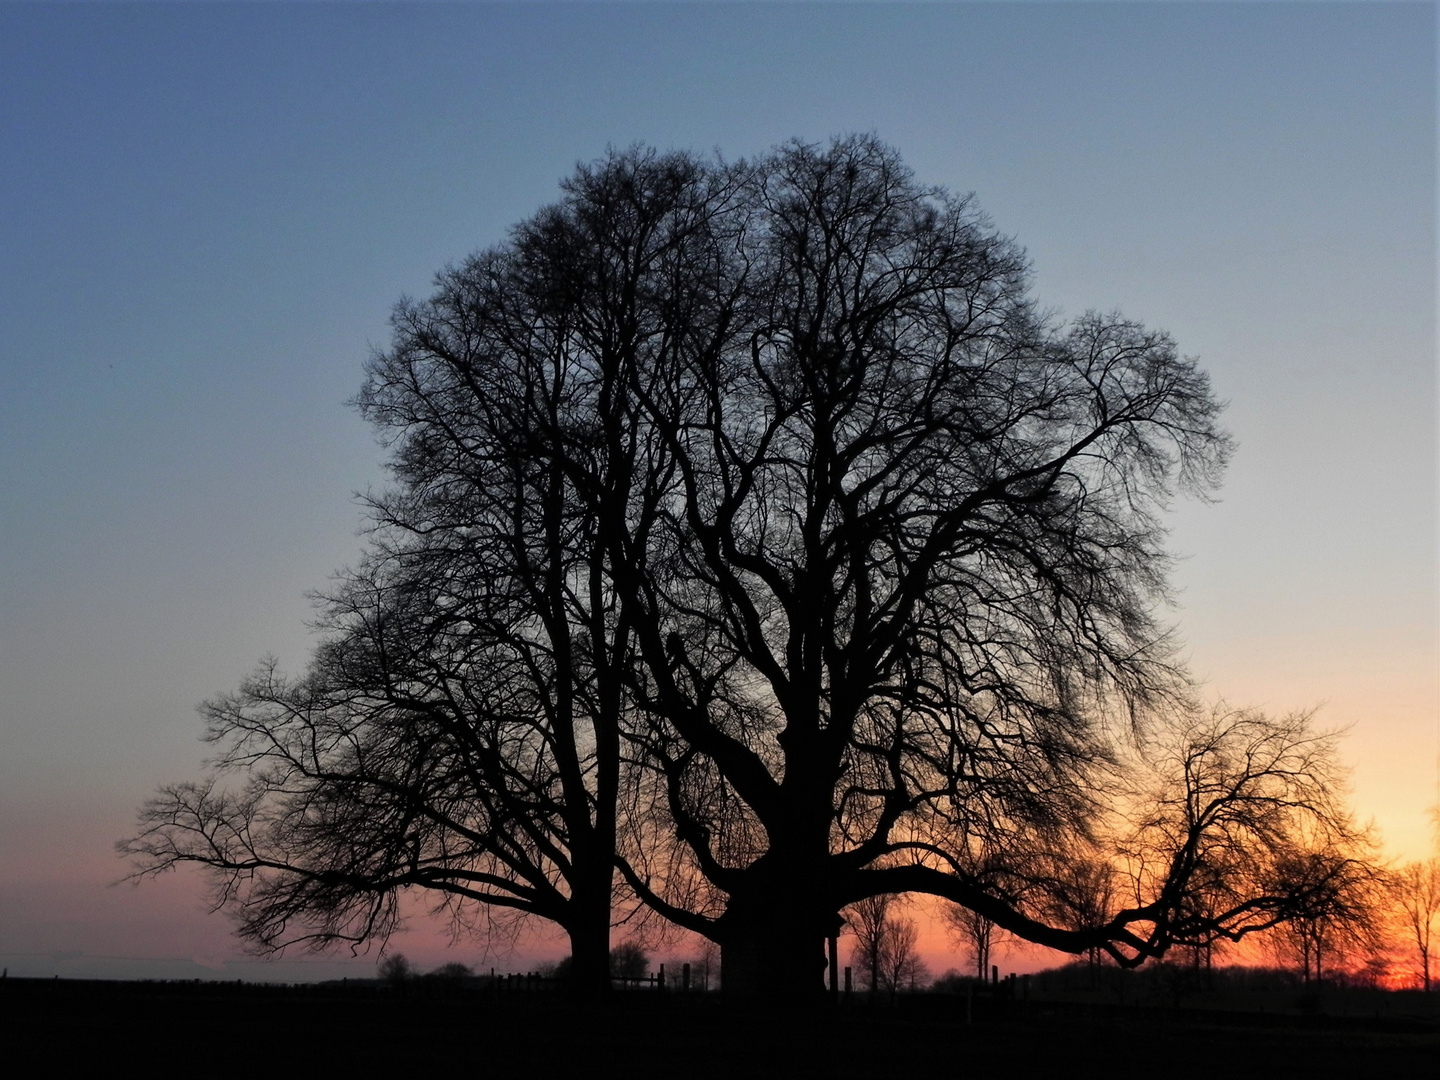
[{"left": 126, "top": 136, "right": 1362, "bottom": 999}]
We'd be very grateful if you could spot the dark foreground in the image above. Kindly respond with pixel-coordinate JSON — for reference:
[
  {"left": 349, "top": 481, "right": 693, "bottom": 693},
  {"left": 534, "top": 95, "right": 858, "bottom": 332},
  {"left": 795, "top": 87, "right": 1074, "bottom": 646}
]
[{"left": 4, "top": 977, "right": 1436, "bottom": 1077}]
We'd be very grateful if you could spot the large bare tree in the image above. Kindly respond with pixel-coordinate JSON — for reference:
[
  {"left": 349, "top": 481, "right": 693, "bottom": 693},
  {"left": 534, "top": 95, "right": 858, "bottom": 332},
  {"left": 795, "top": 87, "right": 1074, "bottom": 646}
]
[
  {"left": 121, "top": 149, "right": 738, "bottom": 992},
  {"left": 605, "top": 136, "right": 1236, "bottom": 993},
  {"left": 126, "top": 137, "right": 1358, "bottom": 1000}
]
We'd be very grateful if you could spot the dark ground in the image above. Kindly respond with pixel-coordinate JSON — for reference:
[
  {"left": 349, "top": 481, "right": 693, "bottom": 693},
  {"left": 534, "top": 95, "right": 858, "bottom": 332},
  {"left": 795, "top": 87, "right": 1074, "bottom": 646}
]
[{"left": 3, "top": 977, "right": 1436, "bottom": 1077}]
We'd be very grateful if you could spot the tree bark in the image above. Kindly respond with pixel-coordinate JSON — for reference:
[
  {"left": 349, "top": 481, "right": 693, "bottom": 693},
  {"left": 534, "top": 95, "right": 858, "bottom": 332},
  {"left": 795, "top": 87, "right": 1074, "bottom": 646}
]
[
  {"left": 567, "top": 919, "right": 612, "bottom": 995},
  {"left": 564, "top": 858, "right": 615, "bottom": 995},
  {"left": 716, "top": 866, "right": 831, "bottom": 1000}
]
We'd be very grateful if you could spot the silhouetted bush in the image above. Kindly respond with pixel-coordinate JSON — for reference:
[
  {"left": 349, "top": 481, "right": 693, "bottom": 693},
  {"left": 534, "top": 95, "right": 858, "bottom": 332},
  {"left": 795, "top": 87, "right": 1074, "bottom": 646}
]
[
  {"left": 610, "top": 942, "right": 648, "bottom": 980},
  {"left": 427, "top": 962, "right": 472, "bottom": 982},
  {"left": 378, "top": 954, "right": 412, "bottom": 985}
]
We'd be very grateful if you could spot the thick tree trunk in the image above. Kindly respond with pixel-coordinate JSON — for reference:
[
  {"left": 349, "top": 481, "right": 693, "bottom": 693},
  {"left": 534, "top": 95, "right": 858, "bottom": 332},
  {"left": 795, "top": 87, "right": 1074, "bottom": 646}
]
[
  {"left": 719, "top": 906, "right": 829, "bottom": 1000},
  {"left": 565, "top": 860, "right": 615, "bottom": 995},
  {"left": 716, "top": 858, "right": 831, "bottom": 1000},
  {"left": 712, "top": 764, "right": 838, "bottom": 999},
  {"left": 567, "top": 921, "right": 612, "bottom": 995}
]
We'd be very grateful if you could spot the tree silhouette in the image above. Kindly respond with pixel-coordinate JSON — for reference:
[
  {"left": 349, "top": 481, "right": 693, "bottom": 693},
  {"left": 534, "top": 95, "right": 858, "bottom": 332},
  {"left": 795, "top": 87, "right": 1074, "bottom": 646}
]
[
  {"left": 123, "top": 136, "right": 1361, "bottom": 1000},
  {"left": 378, "top": 953, "right": 412, "bottom": 985},
  {"left": 1045, "top": 857, "right": 1119, "bottom": 985},
  {"left": 1122, "top": 706, "right": 1383, "bottom": 984},
  {"left": 946, "top": 904, "right": 1007, "bottom": 984},
  {"left": 1392, "top": 858, "right": 1439, "bottom": 990},
  {"left": 601, "top": 135, "right": 1238, "bottom": 994},
  {"left": 1266, "top": 849, "right": 1384, "bottom": 984},
  {"left": 120, "top": 151, "right": 727, "bottom": 992},
  {"left": 941, "top": 846, "right": 1016, "bottom": 980},
  {"left": 846, "top": 894, "right": 924, "bottom": 1001},
  {"left": 609, "top": 940, "right": 649, "bottom": 981}
]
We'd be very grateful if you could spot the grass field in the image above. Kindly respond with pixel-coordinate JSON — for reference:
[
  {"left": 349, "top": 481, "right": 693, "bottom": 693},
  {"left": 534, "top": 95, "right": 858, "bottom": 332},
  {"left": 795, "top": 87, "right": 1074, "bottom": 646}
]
[{"left": 4, "top": 976, "right": 1436, "bottom": 1077}]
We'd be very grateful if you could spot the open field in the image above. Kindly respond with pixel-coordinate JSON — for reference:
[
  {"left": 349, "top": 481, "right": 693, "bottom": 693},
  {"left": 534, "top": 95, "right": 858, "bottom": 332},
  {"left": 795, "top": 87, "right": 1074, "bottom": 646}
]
[{"left": 4, "top": 977, "right": 1436, "bottom": 1077}]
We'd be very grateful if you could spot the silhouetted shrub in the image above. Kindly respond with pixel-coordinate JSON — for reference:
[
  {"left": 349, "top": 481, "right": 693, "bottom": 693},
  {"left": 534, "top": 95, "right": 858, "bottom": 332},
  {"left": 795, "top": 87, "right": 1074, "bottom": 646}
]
[
  {"left": 610, "top": 942, "right": 648, "bottom": 980},
  {"left": 378, "top": 954, "right": 412, "bottom": 985}
]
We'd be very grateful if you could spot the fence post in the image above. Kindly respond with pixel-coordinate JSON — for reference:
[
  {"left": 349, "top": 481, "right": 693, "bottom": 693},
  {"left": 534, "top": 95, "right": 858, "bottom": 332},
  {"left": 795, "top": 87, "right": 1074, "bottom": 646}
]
[
  {"left": 991, "top": 964, "right": 998, "bottom": 988},
  {"left": 844, "top": 966, "right": 852, "bottom": 1001},
  {"left": 659, "top": 963, "right": 666, "bottom": 990},
  {"left": 682, "top": 962, "right": 691, "bottom": 993},
  {"left": 828, "top": 933, "right": 839, "bottom": 1005}
]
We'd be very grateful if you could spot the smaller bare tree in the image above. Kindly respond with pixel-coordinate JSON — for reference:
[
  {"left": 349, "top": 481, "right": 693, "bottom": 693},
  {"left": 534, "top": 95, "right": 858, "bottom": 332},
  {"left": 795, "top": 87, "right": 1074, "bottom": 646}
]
[
  {"left": 846, "top": 894, "right": 926, "bottom": 1002},
  {"left": 1120, "top": 705, "right": 1381, "bottom": 976},
  {"left": 1267, "top": 849, "right": 1386, "bottom": 984},
  {"left": 880, "top": 916, "right": 928, "bottom": 999},
  {"left": 941, "top": 845, "right": 1022, "bottom": 981},
  {"left": 694, "top": 938, "right": 720, "bottom": 991},
  {"left": 944, "top": 904, "right": 1009, "bottom": 982},
  {"left": 1392, "top": 858, "right": 1440, "bottom": 991},
  {"left": 847, "top": 894, "right": 892, "bottom": 998},
  {"left": 1045, "top": 857, "right": 1118, "bottom": 985}
]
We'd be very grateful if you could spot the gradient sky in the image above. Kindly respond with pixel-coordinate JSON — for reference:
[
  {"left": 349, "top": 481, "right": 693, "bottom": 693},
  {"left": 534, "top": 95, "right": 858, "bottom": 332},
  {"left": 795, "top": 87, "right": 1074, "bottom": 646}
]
[{"left": 1, "top": 1, "right": 1434, "bottom": 981}]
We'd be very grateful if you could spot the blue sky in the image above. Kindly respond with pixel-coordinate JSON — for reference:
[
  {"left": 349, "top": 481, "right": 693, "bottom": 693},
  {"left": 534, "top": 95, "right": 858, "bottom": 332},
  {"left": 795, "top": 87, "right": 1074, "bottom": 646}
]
[{"left": 0, "top": 2, "right": 1434, "bottom": 979}]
